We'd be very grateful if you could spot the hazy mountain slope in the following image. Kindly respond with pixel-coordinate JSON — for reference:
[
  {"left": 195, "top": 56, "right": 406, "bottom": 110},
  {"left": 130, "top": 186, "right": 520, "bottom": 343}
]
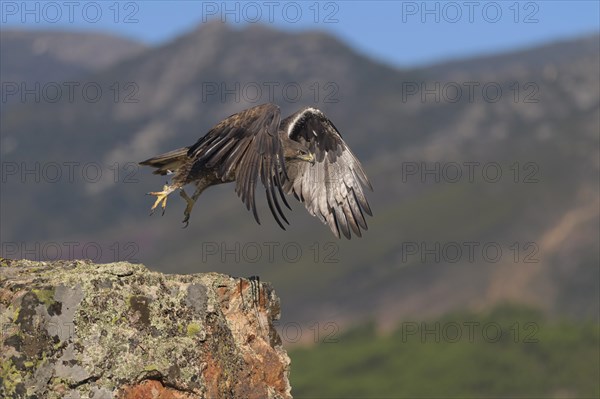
[
  {"left": 420, "top": 34, "right": 599, "bottom": 79},
  {"left": 0, "top": 29, "right": 146, "bottom": 83},
  {"left": 1, "top": 24, "right": 598, "bottom": 328}
]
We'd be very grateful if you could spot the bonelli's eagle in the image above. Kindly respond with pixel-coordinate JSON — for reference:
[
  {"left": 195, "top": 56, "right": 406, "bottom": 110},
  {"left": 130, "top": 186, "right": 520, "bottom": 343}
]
[{"left": 140, "top": 103, "right": 373, "bottom": 239}]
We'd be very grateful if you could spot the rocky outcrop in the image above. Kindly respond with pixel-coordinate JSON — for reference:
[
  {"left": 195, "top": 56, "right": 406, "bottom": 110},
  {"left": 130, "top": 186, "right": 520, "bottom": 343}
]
[{"left": 0, "top": 258, "right": 291, "bottom": 398}]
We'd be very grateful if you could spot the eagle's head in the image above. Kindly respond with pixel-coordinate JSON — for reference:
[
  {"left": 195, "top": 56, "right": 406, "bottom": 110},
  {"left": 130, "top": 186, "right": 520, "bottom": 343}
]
[{"left": 283, "top": 138, "right": 315, "bottom": 165}]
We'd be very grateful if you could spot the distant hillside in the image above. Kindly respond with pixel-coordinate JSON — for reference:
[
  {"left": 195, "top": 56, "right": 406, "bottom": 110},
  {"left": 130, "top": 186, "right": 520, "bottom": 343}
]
[
  {"left": 1, "top": 23, "right": 598, "bottom": 328},
  {"left": 0, "top": 29, "right": 145, "bottom": 84},
  {"left": 291, "top": 304, "right": 600, "bottom": 397},
  {"left": 421, "top": 34, "right": 600, "bottom": 79}
]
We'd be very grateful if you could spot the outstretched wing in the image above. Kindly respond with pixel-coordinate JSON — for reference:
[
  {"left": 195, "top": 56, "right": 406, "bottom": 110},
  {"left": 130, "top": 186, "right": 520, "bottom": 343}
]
[
  {"left": 188, "top": 103, "right": 291, "bottom": 228},
  {"left": 281, "top": 107, "right": 373, "bottom": 239}
]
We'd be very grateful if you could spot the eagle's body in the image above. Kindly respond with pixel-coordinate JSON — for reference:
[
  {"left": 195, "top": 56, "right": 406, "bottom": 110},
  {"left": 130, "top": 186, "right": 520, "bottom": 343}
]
[{"left": 140, "top": 103, "right": 372, "bottom": 239}]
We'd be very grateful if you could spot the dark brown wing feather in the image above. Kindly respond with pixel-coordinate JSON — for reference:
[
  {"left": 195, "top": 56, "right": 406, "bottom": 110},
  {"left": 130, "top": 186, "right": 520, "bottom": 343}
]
[
  {"left": 187, "top": 103, "right": 290, "bottom": 228},
  {"left": 281, "top": 107, "right": 373, "bottom": 239},
  {"left": 139, "top": 147, "right": 188, "bottom": 175}
]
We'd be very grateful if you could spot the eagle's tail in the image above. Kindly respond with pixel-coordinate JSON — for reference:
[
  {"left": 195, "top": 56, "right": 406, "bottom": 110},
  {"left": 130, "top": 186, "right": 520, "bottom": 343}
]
[{"left": 139, "top": 147, "right": 189, "bottom": 175}]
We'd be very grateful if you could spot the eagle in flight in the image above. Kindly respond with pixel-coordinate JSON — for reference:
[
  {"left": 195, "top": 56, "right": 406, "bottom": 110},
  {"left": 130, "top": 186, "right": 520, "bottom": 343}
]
[{"left": 140, "top": 103, "right": 373, "bottom": 239}]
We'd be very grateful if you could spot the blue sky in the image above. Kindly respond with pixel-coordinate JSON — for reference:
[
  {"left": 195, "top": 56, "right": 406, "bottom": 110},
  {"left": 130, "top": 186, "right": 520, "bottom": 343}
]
[{"left": 1, "top": 1, "right": 598, "bottom": 67}]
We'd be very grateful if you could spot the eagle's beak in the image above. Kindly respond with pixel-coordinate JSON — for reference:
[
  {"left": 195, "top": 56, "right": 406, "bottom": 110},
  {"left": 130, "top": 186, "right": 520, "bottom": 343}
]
[{"left": 299, "top": 152, "right": 315, "bottom": 165}]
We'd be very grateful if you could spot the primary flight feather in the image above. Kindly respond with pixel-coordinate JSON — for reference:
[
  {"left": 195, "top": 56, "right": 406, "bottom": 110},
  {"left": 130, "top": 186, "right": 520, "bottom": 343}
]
[{"left": 140, "top": 103, "right": 373, "bottom": 239}]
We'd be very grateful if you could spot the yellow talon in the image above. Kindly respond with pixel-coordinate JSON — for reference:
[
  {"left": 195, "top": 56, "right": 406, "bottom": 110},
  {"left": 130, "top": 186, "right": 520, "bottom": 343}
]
[{"left": 147, "top": 184, "right": 175, "bottom": 216}]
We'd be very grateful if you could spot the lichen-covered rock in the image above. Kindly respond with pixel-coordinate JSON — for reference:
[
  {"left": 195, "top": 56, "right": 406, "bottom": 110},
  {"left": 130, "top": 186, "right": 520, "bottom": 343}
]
[{"left": 0, "top": 258, "right": 291, "bottom": 398}]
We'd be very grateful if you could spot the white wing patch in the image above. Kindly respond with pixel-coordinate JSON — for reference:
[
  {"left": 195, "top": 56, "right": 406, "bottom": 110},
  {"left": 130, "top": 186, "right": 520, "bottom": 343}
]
[{"left": 286, "top": 107, "right": 324, "bottom": 137}]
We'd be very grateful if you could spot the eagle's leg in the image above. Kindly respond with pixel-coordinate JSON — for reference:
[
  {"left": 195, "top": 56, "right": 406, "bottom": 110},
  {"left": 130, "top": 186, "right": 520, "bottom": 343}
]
[
  {"left": 180, "top": 185, "right": 205, "bottom": 228},
  {"left": 147, "top": 183, "right": 177, "bottom": 216}
]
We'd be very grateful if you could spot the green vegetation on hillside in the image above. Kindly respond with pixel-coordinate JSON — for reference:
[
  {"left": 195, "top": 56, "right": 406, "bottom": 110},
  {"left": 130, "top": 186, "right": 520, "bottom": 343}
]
[{"left": 290, "top": 304, "right": 600, "bottom": 398}]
